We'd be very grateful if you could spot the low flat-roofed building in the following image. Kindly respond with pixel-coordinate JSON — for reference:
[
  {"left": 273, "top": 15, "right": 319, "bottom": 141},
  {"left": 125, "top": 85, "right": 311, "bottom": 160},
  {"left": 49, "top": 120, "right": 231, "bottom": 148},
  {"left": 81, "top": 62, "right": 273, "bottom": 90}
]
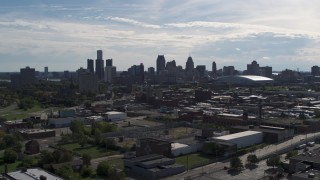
[
  {"left": 103, "top": 111, "right": 127, "bottom": 122},
  {"left": 171, "top": 142, "right": 202, "bottom": 157},
  {"left": 289, "top": 148, "right": 320, "bottom": 173},
  {"left": 84, "top": 116, "right": 103, "bottom": 124},
  {"left": 2, "top": 120, "right": 28, "bottom": 132},
  {"left": 4, "top": 168, "right": 63, "bottom": 180},
  {"left": 213, "top": 130, "right": 263, "bottom": 148},
  {"left": 231, "top": 125, "right": 294, "bottom": 143},
  {"left": 48, "top": 117, "right": 85, "bottom": 128},
  {"left": 18, "top": 129, "right": 55, "bottom": 139},
  {"left": 124, "top": 154, "right": 185, "bottom": 180},
  {"left": 292, "top": 169, "right": 320, "bottom": 180},
  {"left": 137, "top": 138, "right": 172, "bottom": 157}
]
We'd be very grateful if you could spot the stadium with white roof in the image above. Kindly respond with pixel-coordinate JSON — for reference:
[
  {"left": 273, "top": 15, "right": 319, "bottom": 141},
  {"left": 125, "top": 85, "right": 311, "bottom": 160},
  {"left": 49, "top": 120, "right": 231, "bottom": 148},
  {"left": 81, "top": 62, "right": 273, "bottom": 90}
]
[{"left": 215, "top": 75, "right": 274, "bottom": 86}]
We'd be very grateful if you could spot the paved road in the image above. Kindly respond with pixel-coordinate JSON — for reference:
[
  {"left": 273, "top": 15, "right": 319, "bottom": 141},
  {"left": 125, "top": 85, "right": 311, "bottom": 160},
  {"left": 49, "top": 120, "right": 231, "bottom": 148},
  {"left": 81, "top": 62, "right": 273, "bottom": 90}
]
[{"left": 165, "top": 132, "right": 320, "bottom": 180}]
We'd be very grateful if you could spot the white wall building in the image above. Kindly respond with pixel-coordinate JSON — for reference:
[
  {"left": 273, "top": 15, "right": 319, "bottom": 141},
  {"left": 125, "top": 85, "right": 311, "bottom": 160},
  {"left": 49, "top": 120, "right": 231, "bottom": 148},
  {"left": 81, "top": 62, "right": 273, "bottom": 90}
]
[
  {"left": 213, "top": 130, "right": 263, "bottom": 148},
  {"left": 104, "top": 111, "right": 127, "bottom": 122}
]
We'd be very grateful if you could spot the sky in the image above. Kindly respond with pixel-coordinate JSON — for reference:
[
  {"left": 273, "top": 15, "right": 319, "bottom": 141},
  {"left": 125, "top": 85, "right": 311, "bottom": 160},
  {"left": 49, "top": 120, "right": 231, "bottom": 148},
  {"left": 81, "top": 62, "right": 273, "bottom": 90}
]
[{"left": 1, "top": 0, "right": 320, "bottom": 72}]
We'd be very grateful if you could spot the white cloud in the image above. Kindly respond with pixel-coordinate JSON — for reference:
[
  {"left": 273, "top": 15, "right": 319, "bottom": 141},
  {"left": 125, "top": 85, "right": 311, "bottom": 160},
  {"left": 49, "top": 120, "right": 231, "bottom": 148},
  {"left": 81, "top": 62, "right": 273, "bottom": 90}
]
[{"left": 106, "top": 16, "right": 162, "bottom": 29}]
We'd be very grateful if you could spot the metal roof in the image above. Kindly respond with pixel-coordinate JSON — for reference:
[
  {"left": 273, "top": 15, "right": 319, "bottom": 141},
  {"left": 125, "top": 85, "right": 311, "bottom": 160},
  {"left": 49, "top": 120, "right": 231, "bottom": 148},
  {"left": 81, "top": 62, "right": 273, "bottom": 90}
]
[
  {"left": 239, "top": 75, "right": 273, "bottom": 81},
  {"left": 214, "top": 130, "right": 262, "bottom": 141}
]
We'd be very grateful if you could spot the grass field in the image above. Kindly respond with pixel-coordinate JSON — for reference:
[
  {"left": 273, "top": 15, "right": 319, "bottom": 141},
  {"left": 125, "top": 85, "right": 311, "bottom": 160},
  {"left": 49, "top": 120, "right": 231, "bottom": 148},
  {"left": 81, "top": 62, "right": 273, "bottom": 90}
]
[
  {"left": 175, "top": 153, "right": 215, "bottom": 169},
  {"left": 106, "top": 157, "right": 124, "bottom": 170},
  {"left": 0, "top": 104, "right": 60, "bottom": 120},
  {"left": 60, "top": 143, "right": 119, "bottom": 158}
]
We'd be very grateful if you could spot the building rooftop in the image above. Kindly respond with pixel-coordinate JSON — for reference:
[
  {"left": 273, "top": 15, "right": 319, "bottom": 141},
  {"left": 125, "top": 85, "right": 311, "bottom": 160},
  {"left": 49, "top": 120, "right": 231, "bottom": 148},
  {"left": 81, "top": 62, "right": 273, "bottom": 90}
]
[
  {"left": 6, "top": 168, "right": 63, "bottom": 180},
  {"left": 105, "top": 111, "right": 126, "bottom": 115},
  {"left": 19, "top": 129, "right": 55, "bottom": 134},
  {"left": 171, "top": 143, "right": 189, "bottom": 150},
  {"left": 290, "top": 147, "right": 320, "bottom": 163},
  {"left": 239, "top": 75, "right": 273, "bottom": 81},
  {"left": 214, "top": 130, "right": 262, "bottom": 141}
]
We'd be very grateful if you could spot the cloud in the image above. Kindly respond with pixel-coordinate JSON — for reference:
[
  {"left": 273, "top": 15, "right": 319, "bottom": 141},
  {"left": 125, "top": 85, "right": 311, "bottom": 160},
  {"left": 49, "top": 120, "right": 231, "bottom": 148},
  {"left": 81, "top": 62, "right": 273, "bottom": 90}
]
[{"left": 106, "top": 16, "right": 162, "bottom": 29}]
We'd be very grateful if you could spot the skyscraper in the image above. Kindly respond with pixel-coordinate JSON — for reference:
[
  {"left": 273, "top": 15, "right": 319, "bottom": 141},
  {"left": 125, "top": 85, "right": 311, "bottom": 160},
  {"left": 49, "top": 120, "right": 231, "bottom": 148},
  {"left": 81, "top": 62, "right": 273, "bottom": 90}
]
[
  {"left": 87, "top": 59, "right": 94, "bottom": 73},
  {"left": 44, "top": 66, "right": 48, "bottom": 78},
  {"left": 186, "top": 56, "right": 194, "bottom": 72},
  {"left": 106, "top": 59, "right": 113, "bottom": 67},
  {"left": 247, "top": 60, "right": 260, "bottom": 75},
  {"left": 96, "top": 59, "right": 104, "bottom": 80},
  {"left": 128, "top": 63, "right": 145, "bottom": 83},
  {"left": 312, "top": 66, "right": 320, "bottom": 76},
  {"left": 212, "top": 61, "right": 217, "bottom": 75},
  {"left": 156, "top": 55, "right": 166, "bottom": 75},
  {"left": 95, "top": 50, "right": 104, "bottom": 80},
  {"left": 97, "top": 50, "right": 103, "bottom": 60}
]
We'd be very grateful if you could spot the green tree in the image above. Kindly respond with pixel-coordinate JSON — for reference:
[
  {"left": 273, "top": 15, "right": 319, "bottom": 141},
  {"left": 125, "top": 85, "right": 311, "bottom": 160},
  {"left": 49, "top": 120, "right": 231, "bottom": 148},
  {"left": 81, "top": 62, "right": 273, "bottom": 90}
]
[
  {"left": 3, "top": 134, "right": 17, "bottom": 147},
  {"left": 38, "top": 150, "right": 54, "bottom": 166},
  {"left": 56, "top": 166, "right": 78, "bottom": 180},
  {"left": 266, "top": 155, "right": 280, "bottom": 168},
  {"left": 21, "top": 155, "right": 35, "bottom": 168},
  {"left": 70, "top": 120, "right": 84, "bottom": 134},
  {"left": 82, "top": 153, "right": 91, "bottom": 167},
  {"left": 230, "top": 156, "right": 243, "bottom": 171},
  {"left": 94, "top": 129, "right": 102, "bottom": 145},
  {"left": 12, "top": 142, "right": 22, "bottom": 153},
  {"left": 101, "top": 138, "right": 118, "bottom": 150},
  {"left": 246, "top": 154, "right": 259, "bottom": 165},
  {"left": 81, "top": 167, "right": 93, "bottom": 178},
  {"left": 77, "top": 132, "right": 87, "bottom": 147},
  {"left": 4, "top": 149, "right": 17, "bottom": 163},
  {"left": 108, "top": 167, "right": 125, "bottom": 180},
  {"left": 97, "top": 161, "right": 110, "bottom": 177},
  {"left": 285, "top": 150, "right": 298, "bottom": 159},
  {"left": 52, "top": 150, "right": 63, "bottom": 163}
]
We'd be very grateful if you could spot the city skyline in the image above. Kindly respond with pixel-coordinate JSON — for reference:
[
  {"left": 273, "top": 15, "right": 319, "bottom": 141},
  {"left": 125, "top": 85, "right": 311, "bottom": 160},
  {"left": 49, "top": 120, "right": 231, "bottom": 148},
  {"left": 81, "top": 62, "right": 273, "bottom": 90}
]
[{"left": 1, "top": 0, "right": 320, "bottom": 72}]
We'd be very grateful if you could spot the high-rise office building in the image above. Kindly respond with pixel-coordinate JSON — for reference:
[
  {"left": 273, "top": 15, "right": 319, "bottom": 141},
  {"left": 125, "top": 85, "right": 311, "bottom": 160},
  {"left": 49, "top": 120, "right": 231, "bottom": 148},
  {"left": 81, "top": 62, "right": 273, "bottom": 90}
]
[
  {"left": 78, "top": 69, "right": 98, "bottom": 93},
  {"left": 212, "top": 61, "right": 217, "bottom": 75},
  {"left": 96, "top": 59, "right": 104, "bottom": 80},
  {"left": 312, "top": 66, "right": 320, "bottom": 76},
  {"left": 104, "top": 66, "right": 116, "bottom": 83},
  {"left": 128, "top": 63, "right": 145, "bottom": 83},
  {"left": 106, "top": 59, "right": 113, "bottom": 67},
  {"left": 223, "top": 66, "right": 235, "bottom": 76},
  {"left": 247, "top": 60, "right": 260, "bottom": 75},
  {"left": 97, "top": 50, "right": 103, "bottom": 60},
  {"left": 196, "top": 65, "right": 206, "bottom": 77},
  {"left": 44, "top": 67, "right": 48, "bottom": 74},
  {"left": 156, "top": 55, "right": 166, "bottom": 75},
  {"left": 44, "top": 66, "right": 49, "bottom": 78},
  {"left": 87, "top": 59, "right": 94, "bottom": 73},
  {"left": 186, "top": 56, "right": 194, "bottom": 72},
  {"left": 20, "top": 66, "right": 36, "bottom": 87}
]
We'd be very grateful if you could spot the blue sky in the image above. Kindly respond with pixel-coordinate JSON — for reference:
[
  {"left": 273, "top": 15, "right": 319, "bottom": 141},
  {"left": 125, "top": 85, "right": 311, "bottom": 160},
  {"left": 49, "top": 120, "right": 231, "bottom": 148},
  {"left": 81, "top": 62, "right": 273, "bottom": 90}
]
[{"left": 1, "top": 0, "right": 320, "bottom": 72}]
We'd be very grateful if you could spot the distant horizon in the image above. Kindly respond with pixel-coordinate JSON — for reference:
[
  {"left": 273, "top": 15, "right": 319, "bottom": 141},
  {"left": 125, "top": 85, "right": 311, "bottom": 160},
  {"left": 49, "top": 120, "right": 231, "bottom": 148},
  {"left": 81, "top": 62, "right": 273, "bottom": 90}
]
[{"left": 1, "top": 0, "right": 320, "bottom": 72}]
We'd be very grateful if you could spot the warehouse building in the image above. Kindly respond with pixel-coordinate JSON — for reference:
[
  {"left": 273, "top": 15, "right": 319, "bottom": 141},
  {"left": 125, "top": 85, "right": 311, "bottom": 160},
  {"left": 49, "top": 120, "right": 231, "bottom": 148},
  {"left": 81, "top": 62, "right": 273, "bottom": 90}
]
[
  {"left": 124, "top": 154, "right": 185, "bottom": 180},
  {"left": 18, "top": 129, "right": 55, "bottom": 139},
  {"left": 103, "top": 111, "right": 127, "bottom": 122},
  {"left": 231, "top": 125, "right": 294, "bottom": 143},
  {"left": 48, "top": 117, "right": 85, "bottom": 128},
  {"left": 213, "top": 130, "right": 263, "bottom": 148},
  {"left": 4, "top": 168, "right": 63, "bottom": 180}
]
